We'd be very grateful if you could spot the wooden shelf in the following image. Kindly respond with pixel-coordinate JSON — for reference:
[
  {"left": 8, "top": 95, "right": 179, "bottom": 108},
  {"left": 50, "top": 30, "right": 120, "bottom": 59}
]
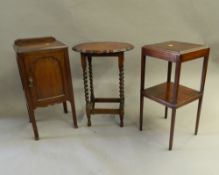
[{"left": 142, "top": 82, "right": 202, "bottom": 108}]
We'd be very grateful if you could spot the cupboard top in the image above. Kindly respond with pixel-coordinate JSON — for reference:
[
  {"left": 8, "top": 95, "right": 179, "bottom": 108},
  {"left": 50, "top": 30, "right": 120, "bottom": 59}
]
[{"left": 14, "top": 36, "right": 67, "bottom": 53}]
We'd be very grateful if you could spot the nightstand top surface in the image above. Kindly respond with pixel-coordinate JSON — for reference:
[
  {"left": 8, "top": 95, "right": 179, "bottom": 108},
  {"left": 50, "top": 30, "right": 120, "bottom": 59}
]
[
  {"left": 143, "top": 41, "right": 208, "bottom": 55},
  {"left": 14, "top": 37, "right": 66, "bottom": 53}
]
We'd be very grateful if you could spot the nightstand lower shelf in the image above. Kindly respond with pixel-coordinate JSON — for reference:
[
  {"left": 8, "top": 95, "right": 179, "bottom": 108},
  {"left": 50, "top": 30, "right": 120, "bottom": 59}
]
[{"left": 142, "top": 82, "right": 202, "bottom": 108}]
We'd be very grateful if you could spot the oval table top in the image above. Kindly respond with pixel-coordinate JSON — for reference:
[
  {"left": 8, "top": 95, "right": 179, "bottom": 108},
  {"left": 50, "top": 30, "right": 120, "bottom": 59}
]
[{"left": 72, "top": 41, "right": 134, "bottom": 54}]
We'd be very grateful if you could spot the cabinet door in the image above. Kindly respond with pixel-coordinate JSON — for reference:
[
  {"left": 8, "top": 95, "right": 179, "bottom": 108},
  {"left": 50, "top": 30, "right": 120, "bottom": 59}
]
[{"left": 24, "top": 50, "right": 68, "bottom": 106}]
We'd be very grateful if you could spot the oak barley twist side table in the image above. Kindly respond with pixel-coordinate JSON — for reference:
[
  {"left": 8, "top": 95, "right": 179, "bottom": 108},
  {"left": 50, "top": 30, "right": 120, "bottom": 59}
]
[
  {"left": 139, "top": 41, "right": 210, "bottom": 150},
  {"left": 73, "top": 42, "right": 133, "bottom": 127}
]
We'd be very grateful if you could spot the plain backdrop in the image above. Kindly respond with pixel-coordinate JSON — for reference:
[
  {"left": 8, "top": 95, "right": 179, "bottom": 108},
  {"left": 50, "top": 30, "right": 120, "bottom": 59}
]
[{"left": 0, "top": 0, "right": 219, "bottom": 175}]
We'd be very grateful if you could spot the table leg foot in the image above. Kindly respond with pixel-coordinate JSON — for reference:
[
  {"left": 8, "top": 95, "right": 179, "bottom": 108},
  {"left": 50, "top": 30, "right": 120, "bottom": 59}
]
[
  {"left": 28, "top": 108, "right": 39, "bottom": 140},
  {"left": 169, "top": 109, "right": 176, "bottom": 150},
  {"left": 164, "top": 106, "right": 168, "bottom": 119},
  {"left": 34, "top": 136, "right": 39, "bottom": 141},
  {"left": 63, "top": 101, "right": 68, "bottom": 114},
  {"left": 87, "top": 117, "right": 91, "bottom": 127},
  {"left": 139, "top": 95, "right": 144, "bottom": 131},
  {"left": 120, "top": 114, "right": 124, "bottom": 127},
  {"left": 195, "top": 97, "right": 203, "bottom": 135}
]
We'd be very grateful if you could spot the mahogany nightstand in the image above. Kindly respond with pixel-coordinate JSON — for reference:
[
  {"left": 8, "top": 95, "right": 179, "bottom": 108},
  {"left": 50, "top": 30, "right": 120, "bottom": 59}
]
[
  {"left": 139, "top": 41, "right": 210, "bottom": 150},
  {"left": 73, "top": 42, "right": 133, "bottom": 127},
  {"left": 14, "top": 37, "right": 78, "bottom": 140}
]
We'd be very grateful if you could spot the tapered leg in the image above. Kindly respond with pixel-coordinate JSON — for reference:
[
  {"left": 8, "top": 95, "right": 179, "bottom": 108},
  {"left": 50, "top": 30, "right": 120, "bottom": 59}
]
[
  {"left": 169, "top": 108, "right": 176, "bottom": 150},
  {"left": 140, "top": 50, "right": 146, "bottom": 131},
  {"left": 70, "top": 100, "right": 78, "bottom": 128},
  {"left": 195, "top": 97, "right": 203, "bottom": 135},
  {"left": 63, "top": 101, "right": 68, "bottom": 113},
  {"left": 165, "top": 61, "right": 172, "bottom": 119},
  {"left": 81, "top": 54, "right": 91, "bottom": 126},
  {"left": 139, "top": 96, "right": 144, "bottom": 131},
  {"left": 195, "top": 55, "right": 209, "bottom": 135},
  {"left": 168, "top": 60, "right": 181, "bottom": 150},
  {"left": 118, "top": 54, "right": 124, "bottom": 127},
  {"left": 27, "top": 107, "right": 39, "bottom": 140}
]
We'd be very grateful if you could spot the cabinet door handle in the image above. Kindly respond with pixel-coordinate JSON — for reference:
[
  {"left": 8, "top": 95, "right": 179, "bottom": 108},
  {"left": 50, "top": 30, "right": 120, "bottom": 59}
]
[{"left": 28, "top": 77, "right": 33, "bottom": 88}]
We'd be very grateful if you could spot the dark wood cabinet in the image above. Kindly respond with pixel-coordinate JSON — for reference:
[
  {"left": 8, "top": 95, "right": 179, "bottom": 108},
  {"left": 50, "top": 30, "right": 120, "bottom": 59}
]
[{"left": 14, "top": 37, "right": 78, "bottom": 140}]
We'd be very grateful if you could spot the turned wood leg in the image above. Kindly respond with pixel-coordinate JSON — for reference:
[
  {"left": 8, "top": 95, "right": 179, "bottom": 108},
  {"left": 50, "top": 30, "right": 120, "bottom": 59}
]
[
  {"left": 28, "top": 107, "right": 39, "bottom": 140},
  {"left": 118, "top": 54, "right": 124, "bottom": 127},
  {"left": 88, "top": 56, "right": 95, "bottom": 111},
  {"left": 165, "top": 61, "right": 172, "bottom": 119},
  {"left": 195, "top": 55, "right": 209, "bottom": 135},
  {"left": 63, "top": 101, "right": 68, "bottom": 114},
  {"left": 140, "top": 51, "right": 146, "bottom": 131},
  {"left": 169, "top": 108, "right": 176, "bottom": 150},
  {"left": 81, "top": 54, "right": 91, "bottom": 126},
  {"left": 86, "top": 103, "right": 91, "bottom": 127}
]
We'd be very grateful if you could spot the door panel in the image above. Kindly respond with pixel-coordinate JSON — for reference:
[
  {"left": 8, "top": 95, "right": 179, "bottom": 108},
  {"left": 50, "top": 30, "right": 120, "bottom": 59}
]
[
  {"left": 33, "top": 56, "right": 64, "bottom": 99},
  {"left": 24, "top": 50, "right": 67, "bottom": 105}
]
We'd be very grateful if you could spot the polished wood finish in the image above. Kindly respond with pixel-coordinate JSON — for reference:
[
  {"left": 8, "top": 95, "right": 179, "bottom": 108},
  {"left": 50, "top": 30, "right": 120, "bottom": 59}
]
[
  {"left": 165, "top": 62, "right": 172, "bottom": 118},
  {"left": 73, "top": 42, "right": 133, "bottom": 127},
  {"left": 73, "top": 42, "right": 133, "bottom": 54},
  {"left": 14, "top": 36, "right": 78, "bottom": 140},
  {"left": 143, "top": 41, "right": 209, "bottom": 62},
  {"left": 140, "top": 41, "right": 210, "bottom": 150},
  {"left": 143, "top": 82, "right": 201, "bottom": 108}
]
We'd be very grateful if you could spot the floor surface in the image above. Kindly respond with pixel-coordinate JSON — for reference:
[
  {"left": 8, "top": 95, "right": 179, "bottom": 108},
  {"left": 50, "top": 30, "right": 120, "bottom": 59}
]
[{"left": 1, "top": 61, "right": 219, "bottom": 175}]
